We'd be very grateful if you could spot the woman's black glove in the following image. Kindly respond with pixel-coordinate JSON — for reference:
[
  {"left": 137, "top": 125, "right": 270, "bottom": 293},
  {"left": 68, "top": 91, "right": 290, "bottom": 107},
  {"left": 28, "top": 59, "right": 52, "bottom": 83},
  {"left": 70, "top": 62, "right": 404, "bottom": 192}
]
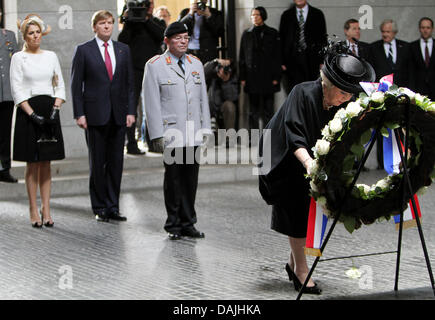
[
  {"left": 29, "top": 112, "right": 46, "bottom": 126},
  {"left": 49, "top": 108, "right": 60, "bottom": 123}
]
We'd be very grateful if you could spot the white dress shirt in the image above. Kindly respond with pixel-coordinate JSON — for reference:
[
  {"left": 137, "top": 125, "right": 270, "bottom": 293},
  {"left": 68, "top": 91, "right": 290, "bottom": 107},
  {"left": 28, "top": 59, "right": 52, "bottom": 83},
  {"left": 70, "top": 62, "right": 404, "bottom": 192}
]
[
  {"left": 95, "top": 36, "right": 116, "bottom": 75},
  {"left": 296, "top": 4, "right": 309, "bottom": 22},
  {"left": 10, "top": 50, "right": 66, "bottom": 106},
  {"left": 346, "top": 39, "right": 359, "bottom": 56},
  {"left": 420, "top": 37, "right": 433, "bottom": 60},
  {"left": 383, "top": 38, "right": 397, "bottom": 64}
]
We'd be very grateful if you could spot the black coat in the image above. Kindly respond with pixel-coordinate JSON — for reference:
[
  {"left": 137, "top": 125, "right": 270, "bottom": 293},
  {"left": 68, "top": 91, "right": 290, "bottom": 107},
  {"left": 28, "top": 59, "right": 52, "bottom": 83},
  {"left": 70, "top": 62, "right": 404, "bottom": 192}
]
[
  {"left": 409, "top": 39, "right": 435, "bottom": 100},
  {"left": 239, "top": 24, "right": 282, "bottom": 95},
  {"left": 179, "top": 8, "right": 224, "bottom": 62},
  {"left": 118, "top": 17, "right": 166, "bottom": 70},
  {"left": 368, "top": 39, "right": 411, "bottom": 88},
  {"left": 357, "top": 41, "right": 371, "bottom": 61},
  {"left": 279, "top": 5, "right": 327, "bottom": 84},
  {"left": 258, "top": 79, "right": 338, "bottom": 206}
]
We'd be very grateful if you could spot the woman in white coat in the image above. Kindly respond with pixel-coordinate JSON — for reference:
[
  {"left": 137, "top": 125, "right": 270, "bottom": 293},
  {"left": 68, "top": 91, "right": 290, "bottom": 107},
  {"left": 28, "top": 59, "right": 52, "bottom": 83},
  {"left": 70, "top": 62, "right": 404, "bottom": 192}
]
[{"left": 10, "top": 15, "right": 66, "bottom": 228}]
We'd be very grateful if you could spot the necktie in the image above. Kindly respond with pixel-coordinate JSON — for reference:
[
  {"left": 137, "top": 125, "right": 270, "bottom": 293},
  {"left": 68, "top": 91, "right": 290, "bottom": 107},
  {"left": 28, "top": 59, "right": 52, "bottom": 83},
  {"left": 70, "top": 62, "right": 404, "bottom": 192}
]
[
  {"left": 104, "top": 42, "right": 113, "bottom": 81},
  {"left": 424, "top": 40, "right": 430, "bottom": 68},
  {"left": 351, "top": 43, "right": 357, "bottom": 56},
  {"left": 386, "top": 42, "right": 394, "bottom": 67},
  {"left": 178, "top": 59, "right": 185, "bottom": 75},
  {"left": 298, "top": 9, "right": 307, "bottom": 51}
]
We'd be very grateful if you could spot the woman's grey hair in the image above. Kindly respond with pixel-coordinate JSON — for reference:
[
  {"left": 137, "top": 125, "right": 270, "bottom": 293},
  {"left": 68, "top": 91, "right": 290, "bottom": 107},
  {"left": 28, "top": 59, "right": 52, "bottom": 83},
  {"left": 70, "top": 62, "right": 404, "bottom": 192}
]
[
  {"left": 320, "top": 69, "right": 335, "bottom": 90},
  {"left": 380, "top": 19, "right": 398, "bottom": 33}
]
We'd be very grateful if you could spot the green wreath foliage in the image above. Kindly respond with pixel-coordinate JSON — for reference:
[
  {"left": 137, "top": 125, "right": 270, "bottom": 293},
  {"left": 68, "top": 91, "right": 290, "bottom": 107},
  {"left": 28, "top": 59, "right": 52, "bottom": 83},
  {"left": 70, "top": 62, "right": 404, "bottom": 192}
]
[{"left": 308, "top": 86, "right": 435, "bottom": 233}]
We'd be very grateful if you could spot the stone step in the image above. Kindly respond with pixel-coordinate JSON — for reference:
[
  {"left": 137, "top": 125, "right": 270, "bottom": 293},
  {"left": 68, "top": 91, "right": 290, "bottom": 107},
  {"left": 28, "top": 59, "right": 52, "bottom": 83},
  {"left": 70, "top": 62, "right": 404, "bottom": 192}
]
[{"left": 1, "top": 146, "right": 259, "bottom": 201}]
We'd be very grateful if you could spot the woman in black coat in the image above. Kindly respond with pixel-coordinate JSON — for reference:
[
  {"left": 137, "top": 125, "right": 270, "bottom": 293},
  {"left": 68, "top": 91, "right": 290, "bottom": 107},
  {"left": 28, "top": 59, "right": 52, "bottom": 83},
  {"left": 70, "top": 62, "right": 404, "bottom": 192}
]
[{"left": 239, "top": 7, "right": 282, "bottom": 131}]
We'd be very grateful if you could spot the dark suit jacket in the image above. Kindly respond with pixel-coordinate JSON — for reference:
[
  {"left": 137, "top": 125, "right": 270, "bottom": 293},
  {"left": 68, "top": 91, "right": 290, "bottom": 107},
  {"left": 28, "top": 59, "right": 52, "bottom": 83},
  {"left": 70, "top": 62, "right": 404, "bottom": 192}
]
[
  {"left": 357, "top": 41, "right": 371, "bottom": 61},
  {"left": 369, "top": 39, "right": 410, "bottom": 88},
  {"left": 279, "top": 4, "right": 327, "bottom": 80},
  {"left": 409, "top": 38, "right": 435, "bottom": 99},
  {"left": 71, "top": 39, "right": 136, "bottom": 126},
  {"left": 179, "top": 7, "right": 224, "bottom": 62}
]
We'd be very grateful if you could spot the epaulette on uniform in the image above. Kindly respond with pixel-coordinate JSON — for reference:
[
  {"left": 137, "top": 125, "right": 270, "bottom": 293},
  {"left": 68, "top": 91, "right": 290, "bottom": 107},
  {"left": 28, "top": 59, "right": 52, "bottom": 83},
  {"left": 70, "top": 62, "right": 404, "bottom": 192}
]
[
  {"left": 188, "top": 54, "right": 201, "bottom": 62},
  {"left": 149, "top": 55, "right": 161, "bottom": 64}
]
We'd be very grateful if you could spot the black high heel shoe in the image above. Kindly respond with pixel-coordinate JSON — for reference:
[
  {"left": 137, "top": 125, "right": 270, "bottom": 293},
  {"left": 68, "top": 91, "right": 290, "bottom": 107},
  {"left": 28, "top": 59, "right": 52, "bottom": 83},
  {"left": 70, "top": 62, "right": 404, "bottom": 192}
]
[
  {"left": 40, "top": 210, "right": 54, "bottom": 227},
  {"left": 292, "top": 273, "right": 322, "bottom": 295},
  {"left": 31, "top": 221, "right": 43, "bottom": 228},
  {"left": 285, "top": 263, "right": 294, "bottom": 282}
]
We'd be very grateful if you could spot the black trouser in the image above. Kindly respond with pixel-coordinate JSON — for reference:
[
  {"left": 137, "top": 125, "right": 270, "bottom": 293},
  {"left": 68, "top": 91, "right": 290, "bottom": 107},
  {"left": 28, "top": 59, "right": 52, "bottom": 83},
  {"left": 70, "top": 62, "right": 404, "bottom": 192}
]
[
  {"left": 0, "top": 101, "right": 14, "bottom": 171},
  {"left": 163, "top": 147, "right": 200, "bottom": 233},
  {"left": 248, "top": 93, "right": 275, "bottom": 130},
  {"left": 86, "top": 120, "right": 126, "bottom": 214}
]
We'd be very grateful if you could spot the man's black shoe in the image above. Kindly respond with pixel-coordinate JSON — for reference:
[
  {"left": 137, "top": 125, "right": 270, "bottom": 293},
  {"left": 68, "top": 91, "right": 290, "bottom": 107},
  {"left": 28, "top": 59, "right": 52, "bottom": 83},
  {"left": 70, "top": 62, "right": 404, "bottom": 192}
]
[
  {"left": 95, "top": 212, "right": 110, "bottom": 222},
  {"left": 109, "top": 211, "right": 127, "bottom": 221},
  {"left": 168, "top": 232, "right": 182, "bottom": 240},
  {"left": 0, "top": 170, "right": 18, "bottom": 183},
  {"left": 181, "top": 228, "right": 205, "bottom": 238},
  {"left": 127, "top": 146, "right": 145, "bottom": 155}
]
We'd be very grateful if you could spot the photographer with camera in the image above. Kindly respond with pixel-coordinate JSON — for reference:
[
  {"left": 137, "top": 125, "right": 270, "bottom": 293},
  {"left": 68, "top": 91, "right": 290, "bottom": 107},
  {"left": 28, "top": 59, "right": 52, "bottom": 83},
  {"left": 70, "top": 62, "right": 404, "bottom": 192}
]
[
  {"left": 204, "top": 58, "right": 238, "bottom": 140},
  {"left": 118, "top": 0, "right": 166, "bottom": 154},
  {"left": 178, "top": 0, "right": 224, "bottom": 63}
]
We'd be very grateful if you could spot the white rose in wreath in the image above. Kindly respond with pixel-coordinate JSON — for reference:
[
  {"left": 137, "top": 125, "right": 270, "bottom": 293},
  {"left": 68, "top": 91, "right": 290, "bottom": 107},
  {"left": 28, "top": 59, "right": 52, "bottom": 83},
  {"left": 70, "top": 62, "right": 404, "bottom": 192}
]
[
  {"left": 427, "top": 102, "right": 435, "bottom": 112},
  {"left": 415, "top": 93, "right": 425, "bottom": 106},
  {"left": 371, "top": 91, "right": 385, "bottom": 104},
  {"left": 329, "top": 118, "right": 343, "bottom": 133},
  {"left": 310, "top": 180, "right": 319, "bottom": 192},
  {"left": 399, "top": 88, "right": 416, "bottom": 100},
  {"left": 316, "top": 196, "right": 327, "bottom": 206},
  {"left": 357, "top": 183, "right": 371, "bottom": 195},
  {"left": 375, "top": 178, "right": 389, "bottom": 190},
  {"left": 335, "top": 108, "right": 347, "bottom": 120},
  {"left": 308, "top": 159, "right": 319, "bottom": 175},
  {"left": 345, "top": 101, "right": 363, "bottom": 118},
  {"left": 314, "top": 139, "right": 330, "bottom": 156}
]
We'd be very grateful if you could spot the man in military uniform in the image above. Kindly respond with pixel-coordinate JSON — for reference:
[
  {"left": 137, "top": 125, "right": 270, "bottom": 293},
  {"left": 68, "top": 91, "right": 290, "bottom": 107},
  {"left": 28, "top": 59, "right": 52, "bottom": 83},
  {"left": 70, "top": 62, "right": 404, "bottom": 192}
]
[
  {"left": 143, "top": 22, "right": 212, "bottom": 240},
  {"left": 0, "top": 9, "right": 19, "bottom": 183}
]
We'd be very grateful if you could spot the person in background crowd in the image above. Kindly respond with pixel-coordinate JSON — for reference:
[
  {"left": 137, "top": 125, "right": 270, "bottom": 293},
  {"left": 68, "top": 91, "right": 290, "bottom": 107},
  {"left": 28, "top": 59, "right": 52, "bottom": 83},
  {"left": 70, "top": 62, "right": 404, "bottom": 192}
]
[
  {"left": 344, "top": 18, "right": 370, "bottom": 61},
  {"left": 143, "top": 22, "right": 211, "bottom": 240},
  {"left": 258, "top": 42, "right": 375, "bottom": 295},
  {"left": 154, "top": 5, "right": 171, "bottom": 27},
  {"left": 409, "top": 17, "right": 435, "bottom": 100},
  {"left": 119, "top": 0, "right": 166, "bottom": 154},
  {"left": 10, "top": 14, "right": 66, "bottom": 227},
  {"left": 71, "top": 10, "right": 135, "bottom": 223},
  {"left": 204, "top": 58, "right": 238, "bottom": 145},
  {"left": 279, "top": 0, "right": 327, "bottom": 94},
  {"left": 239, "top": 6, "right": 281, "bottom": 134},
  {"left": 0, "top": 8, "right": 19, "bottom": 183},
  {"left": 178, "top": 0, "right": 224, "bottom": 63},
  {"left": 369, "top": 19, "right": 410, "bottom": 169}
]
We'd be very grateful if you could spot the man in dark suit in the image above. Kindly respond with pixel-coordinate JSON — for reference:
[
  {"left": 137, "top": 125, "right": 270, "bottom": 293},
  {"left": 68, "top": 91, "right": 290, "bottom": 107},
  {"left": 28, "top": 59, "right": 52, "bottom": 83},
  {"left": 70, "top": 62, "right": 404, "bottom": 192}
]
[
  {"left": 344, "top": 18, "right": 370, "bottom": 61},
  {"left": 71, "top": 10, "right": 136, "bottom": 222},
  {"left": 369, "top": 19, "right": 410, "bottom": 169},
  {"left": 178, "top": 0, "right": 224, "bottom": 63},
  {"left": 409, "top": 17, "right": 435, "bottom": 100},
  {"left": 279, "top": 0, "right": 327, "bottom": 94}
]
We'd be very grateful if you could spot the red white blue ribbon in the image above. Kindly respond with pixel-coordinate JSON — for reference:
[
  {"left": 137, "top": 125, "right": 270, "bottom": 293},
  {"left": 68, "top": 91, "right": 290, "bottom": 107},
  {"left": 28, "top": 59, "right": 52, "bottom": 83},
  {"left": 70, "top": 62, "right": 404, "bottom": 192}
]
[
  {"left": 305, "top": 197, "right": 328, "bottom": 256},
  {"left": 362, "top": 73, "right": 423, "bottom": 229}
]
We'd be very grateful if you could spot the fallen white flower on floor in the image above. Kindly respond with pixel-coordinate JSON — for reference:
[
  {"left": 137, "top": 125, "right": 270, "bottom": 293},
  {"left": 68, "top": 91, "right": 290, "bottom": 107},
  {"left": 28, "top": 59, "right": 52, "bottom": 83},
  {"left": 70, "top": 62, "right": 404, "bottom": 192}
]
[{"left": 345, "top": 267, "right": 362, "bottom": 279}]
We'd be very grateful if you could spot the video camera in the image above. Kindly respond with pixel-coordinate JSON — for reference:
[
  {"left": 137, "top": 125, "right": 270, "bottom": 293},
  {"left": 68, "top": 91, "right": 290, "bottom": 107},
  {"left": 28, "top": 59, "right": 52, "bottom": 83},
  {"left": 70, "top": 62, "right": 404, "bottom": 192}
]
[
  {"left": 124, "top": 0, "right": 151, "bottom": 22},
  {"left": 217, "top": 63, "right": 232, "bottom": 75},
  {"left": 197, "top": 1, "right": 207, "bottom": 11}
]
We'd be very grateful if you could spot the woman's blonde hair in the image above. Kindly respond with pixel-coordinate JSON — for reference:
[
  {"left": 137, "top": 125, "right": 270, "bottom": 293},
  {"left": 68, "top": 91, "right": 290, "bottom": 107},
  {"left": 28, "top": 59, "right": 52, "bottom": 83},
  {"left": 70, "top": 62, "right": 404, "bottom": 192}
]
[{"left": 17, "top": 14, "right": 51, "bottom": 50}]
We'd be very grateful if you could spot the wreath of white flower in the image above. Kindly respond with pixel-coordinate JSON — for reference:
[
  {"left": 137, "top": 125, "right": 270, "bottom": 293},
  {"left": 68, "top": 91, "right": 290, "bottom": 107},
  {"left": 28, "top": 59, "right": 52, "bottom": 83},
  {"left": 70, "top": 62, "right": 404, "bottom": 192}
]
[{"left": 308, "top": 86, "right": 435, "bottom": 233}]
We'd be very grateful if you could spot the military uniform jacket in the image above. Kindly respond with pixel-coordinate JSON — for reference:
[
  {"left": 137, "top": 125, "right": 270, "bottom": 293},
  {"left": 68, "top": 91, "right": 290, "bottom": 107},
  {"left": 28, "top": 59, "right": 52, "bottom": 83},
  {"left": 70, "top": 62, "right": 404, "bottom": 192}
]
[
  {"left": 0, "top": 29, "right": 18, "bottom": 102},
  {"left": 143, "top": 51, "right": 211, "bottom": 148}
]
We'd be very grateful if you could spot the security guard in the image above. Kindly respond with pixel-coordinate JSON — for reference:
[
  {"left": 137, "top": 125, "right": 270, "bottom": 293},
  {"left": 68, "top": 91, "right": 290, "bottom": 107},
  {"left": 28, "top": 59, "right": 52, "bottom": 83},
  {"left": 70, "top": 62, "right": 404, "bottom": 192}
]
[
  {"left": 0, "top": 11, "right": 19, "bottom": 183},
  {"left": 143, "top": 22, "right": 211, "bottom": 240}
]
